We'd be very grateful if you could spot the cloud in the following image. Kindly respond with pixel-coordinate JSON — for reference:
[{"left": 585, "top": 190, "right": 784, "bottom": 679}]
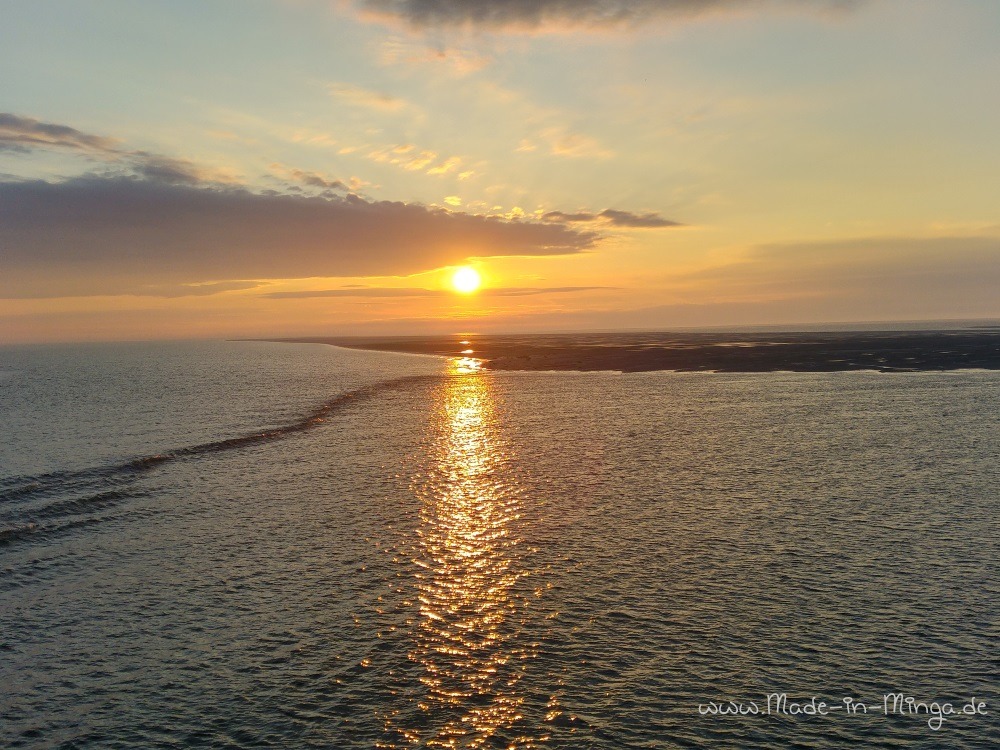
[
  {"left": 378, "top": 40, "right": 491, "bottom": 75},
  {"left": 359, "top": 0, "right": 861, "bottom": 32},
  {"left": 264, "top": 286, "right": 613, "bottom": 299},
  {"left": 427, "top": 156, "right": 463, "bottom": 176},
  {"left": 0, "top": 113, "right": 233, "bottom": 185},
  {"left": 489, "top": 285, "right": 614, "bottom": 297},
  {"left": 543, "top": 208, "right": 682, "bottom": 228},
  {"left": 534, "top": 127, "right": 613, "bottom": 159},
  {"left": 270, "top": 163, "right": 349, "bottom": 191},
  {"left": 599, "top": 209, "right": 683, "bottom": 228},
  {"left": 288, "top": 128, "right": 339, "bottom": 148},
  {"left": 0, "top": 112, "right": 120, "bottom": 154},
  {"left": 0, "top": 175, "right": 596, "bottom": 298},
  {"left": 268, "top": 287, "right": 448, "bottom": 299},
  {"left": 367, "top": 143, "right": 462, "bottom": 174},
  {"left": 515, "top": 126, "right": 614, "bottom": 159},
  {"left": 130, "top": 281, "right": 266, "bottom": 298},
  {"left": 130, "top": 154, "right": 211, "bottom": 185},
  {"left": 328, "top": 82, "right": 410, "bottom": 113}
]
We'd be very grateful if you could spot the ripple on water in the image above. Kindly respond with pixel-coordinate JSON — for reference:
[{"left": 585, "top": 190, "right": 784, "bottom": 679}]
[{"left": 0, "top": 347, "right": 996, "bottom": 749}]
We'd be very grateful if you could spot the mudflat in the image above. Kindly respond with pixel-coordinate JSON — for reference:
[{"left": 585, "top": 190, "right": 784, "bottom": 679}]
[{"left": 272, "top": 329, "right": 1000, "bottom": 372}]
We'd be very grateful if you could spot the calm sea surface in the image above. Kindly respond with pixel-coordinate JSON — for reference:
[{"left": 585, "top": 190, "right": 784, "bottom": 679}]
[{"left": 1, "top": 341, "right": 997, "bottom": 749}]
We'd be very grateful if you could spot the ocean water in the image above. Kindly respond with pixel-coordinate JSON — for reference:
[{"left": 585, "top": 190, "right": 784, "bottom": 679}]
[{"left": 0, "top": 341, "right": 997, "bottom": 749}]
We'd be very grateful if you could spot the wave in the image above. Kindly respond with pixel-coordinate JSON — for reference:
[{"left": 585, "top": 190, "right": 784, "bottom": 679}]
[{"left": 0, "top": 374, "right": 436, "bottom": 547}]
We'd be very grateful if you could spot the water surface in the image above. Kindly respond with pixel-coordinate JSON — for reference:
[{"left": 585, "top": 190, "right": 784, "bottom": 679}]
[{"left": 1, "top": 342, "right": 996, "bottom": 748}]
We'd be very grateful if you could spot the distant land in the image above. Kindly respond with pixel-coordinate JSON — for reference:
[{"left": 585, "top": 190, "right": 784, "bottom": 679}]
[{"left": 268, "top": 329, "right": 1000, "bottom": 373}]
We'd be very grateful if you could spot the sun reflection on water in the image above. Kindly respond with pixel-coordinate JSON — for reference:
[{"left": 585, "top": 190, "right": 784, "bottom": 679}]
[
  {"left": 451, "top": 357, "right": 482, "bottom": 374},
  {"left": 393, "top": 357, "right": 539, "bottom": 748}
]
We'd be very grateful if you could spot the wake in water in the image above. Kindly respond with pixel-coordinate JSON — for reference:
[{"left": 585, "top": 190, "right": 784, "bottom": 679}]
[
  {"left": 1, "top": 345, "right": 996, "bottom": 749},
  {"left": 0, "top": 374, "right": 438, "bottom": 547}
]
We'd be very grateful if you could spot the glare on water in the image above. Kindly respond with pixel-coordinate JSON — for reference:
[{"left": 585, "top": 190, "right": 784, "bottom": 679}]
[{"left": 394, "top": 358, "right": 537, "bottom": 748}]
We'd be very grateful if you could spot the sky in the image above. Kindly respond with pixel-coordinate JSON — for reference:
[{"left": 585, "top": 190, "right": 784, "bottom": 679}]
[{"left": 2, "top": 0, "right": 999, "bottom": 343}]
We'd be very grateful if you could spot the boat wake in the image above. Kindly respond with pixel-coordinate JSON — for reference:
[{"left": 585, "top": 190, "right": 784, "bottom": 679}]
[{"left": 0, "top": 374, "right": 436, "bottom": 547}]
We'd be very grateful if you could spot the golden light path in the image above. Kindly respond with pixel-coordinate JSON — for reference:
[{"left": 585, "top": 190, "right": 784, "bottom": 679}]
[{"left": 396, "top": 356, "right": 539, "bottom": 748}]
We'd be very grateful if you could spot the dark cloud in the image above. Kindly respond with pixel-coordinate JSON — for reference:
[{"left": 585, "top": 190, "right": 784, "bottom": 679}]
[
  {"left": 0, "top": 175, "right": 596, "bottom": 298},
  {"left": 130, "top": 154, "right": 208, "bottom": 185},
  {"left": 265, "top": 286, "right": 613, "bottom": 298},
  {"left": 360, "top": 0, "right": 861, "bottom": 31},
  {"left": 0, "top": 112, "right": 225, "bottom": 190},
  {"left": 0, "top": 113, "right": 230, "bottom": 187},
  {"left": 543, "top": 208, "right": 681, "bottom": 228},
  {"left": 289, "top": 170, "right": 348, "bottom": 191},
  {"left": 0, "top": 112, "right": 120, "bottom": 154},
  {"left": 599, "top": 209, "right": 681, "bottom": 228},
  {"left": 279, "top": 168, "right": 348, "bottom": 191}
]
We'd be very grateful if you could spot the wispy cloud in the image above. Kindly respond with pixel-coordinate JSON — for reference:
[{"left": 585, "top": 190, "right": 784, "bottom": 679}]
[
  {"left": 427, "top": 156, "right": 463, "bottom": 176},
  {"left": 327, "top": 82, "right": 410, "bottom": 113},
  {"left": 521, "top": 127, "right": 613, "bottom": 159},
  {"left": 378, "top": 39, "right": 491, "bottom": 75},
  {"left": 129, "top": 153, "right": 217, "bottom": 185},
  {"left": 265, "top": 286, "right": 613, "bottom": 299},
  {"left": 130, "top": 281, "right": 265, "bottom": 298},
  {"left": 1, "top": 112, "right": 233, "bottom": 184},
  {"left": 287, "top": 128, "right": 339, "bottom": 148},
  {"left": 270, "top": 163, "right": 349, "bottom": 191},
  {"left": 543, "top": 208, "right": 682, "bottom": 228},
  {"left": 0, "top": 112, "right": 120, "bottom": 154},
  {"left": 366, "top": 143, "right": 464, "bottom": 175}
]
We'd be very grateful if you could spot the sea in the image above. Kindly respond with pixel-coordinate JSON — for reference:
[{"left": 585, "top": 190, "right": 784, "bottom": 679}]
[{"left": 0, "top": 340, "right": 996, "bottom": 749}]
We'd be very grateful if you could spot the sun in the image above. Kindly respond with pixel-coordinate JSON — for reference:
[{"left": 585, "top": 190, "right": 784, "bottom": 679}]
[{"left": 451, "top": 266, "right": 482, "bottom": 294}]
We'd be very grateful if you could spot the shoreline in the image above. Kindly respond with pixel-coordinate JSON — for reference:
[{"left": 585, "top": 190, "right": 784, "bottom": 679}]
[{"left": 260, "top": 330, "right": 1000, "bottom": 373}]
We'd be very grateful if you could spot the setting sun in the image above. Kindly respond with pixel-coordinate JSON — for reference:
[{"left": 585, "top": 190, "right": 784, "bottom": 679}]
[{"left": 451, "top": 267, "right": 482, "bottom": 295}]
